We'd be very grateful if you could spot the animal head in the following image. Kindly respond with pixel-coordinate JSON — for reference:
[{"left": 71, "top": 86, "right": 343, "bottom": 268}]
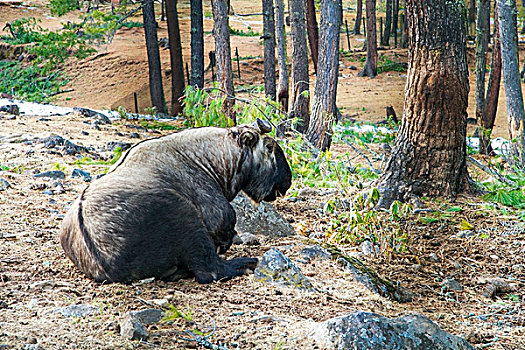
[{"left": 234, "top": 119, "right": 292, "bottom": 203}]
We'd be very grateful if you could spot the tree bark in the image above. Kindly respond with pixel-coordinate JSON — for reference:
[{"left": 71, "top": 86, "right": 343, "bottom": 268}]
[
  {"left": 391, "top": 0, "right": 398, "bottom": 39},
  {"left": 481, "top": 0, "right": 501, "bottom": 155},
  {"left": 143, "top": 0, "right": 166, "bottom": 114},
  {"left": 212, "top": 0, "right": 236, "bottom": 122},
  {"left": 378, "top": 0, "right": 471, "bottom": 206},
  {"left": 306, "top": 0, "right": 341, "bottom": 151},
  {"left": 354, "top": 0, "right": 362, "bottom": 34},
  {"left": 381, "top": 0, "right": 392, "bottom": 46},
  {"left": 166, "top": 0, "right": 185, "bottom": 116},
  {"left": 288, "top": 0, "right": 310, "bottom": 132},
  {"left": 474, "top": 0, "right": 489, "bottom": 127},
  {"left": 263, "top": 0, "right": 276, "bottom": 100},
  {"left": 190, "top": 0, "right": 204, "bottom": 88},
  {"left": 358, "top": 0, "right": 377, "bottom": 77},
  {"left": 275, "top": 0, "right": 289, "bottom": 111},
  {"left": 498, "top": 0, "right": 525, "bottom": 167},
  {"left": 306, "top": 0, "right": 319, "bottom": 73}
]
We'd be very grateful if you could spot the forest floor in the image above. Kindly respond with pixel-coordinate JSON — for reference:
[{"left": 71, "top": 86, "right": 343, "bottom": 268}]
[{"left": 1, "top": 0, "right": 525, "bottom": 349}]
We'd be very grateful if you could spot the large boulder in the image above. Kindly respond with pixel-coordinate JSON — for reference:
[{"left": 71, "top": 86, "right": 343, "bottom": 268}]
[
  {"left": 232, "top": 193, "right": 295, "bottom": 237},
  {"left": 309, "top": 311, "right": 475, "bottom": 350}
]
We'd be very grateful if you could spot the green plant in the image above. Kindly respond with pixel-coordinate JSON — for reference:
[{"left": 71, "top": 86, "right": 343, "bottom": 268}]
[
  {"left": 229, "top": 26, "right": 260, "bottom": 37},
  {"left": 480, "top": 170, "right": 525, "bottom": 210},
  {"left": 162, "top": 304, "right": 193, "bottom": 323},
  {"left": 377, "top": 55, "right": 407, "bottom": 74},
  {"left": 48, "top": 0, "right": 79, "bottom": 16}
]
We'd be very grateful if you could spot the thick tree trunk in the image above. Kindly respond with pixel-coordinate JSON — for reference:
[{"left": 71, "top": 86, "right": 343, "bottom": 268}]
[
  {"left": 306, "top": 0, "right": 319, "bottom": 73},
  {"left": 358, "top": 0, "right": 377, "bottom": 77},
  {"left": 306, "top": 0, "right": 341, "bottom": 151},
  {"left": 498, "top": 0, "right": 525, "bottom": 167},
  {"left": 378, "top": 0, "right": 471, "bottom": 206},
  {"left": 354, "top": 0, "right": 362, "bottom": 34},
  {"left": 381, "top": 0, "right": 392, "bottom": 46},
  {"left": 481, "top": 1, "right": 501, "bottom": 155},
  {"left": 166, "top": 0, "right": 185, "bottom": 116},
  {"left": 212, "top": 0, "right": 236, "bottom": 122},
  {"left": 289, "top": 0, "right": 310, "bottom": 132},
  {"left": 275, "top": 0, "right": 289, "bottom": 111},
  {"left": 263, "top": 0, "right": 276, "bottom": 100},
  {"left": 474, "top": 0, "right": 489, "bottom": 127},
  {"left": 190, "top": 0, "right": 204, "bottom": 88},
  {"left": 143, "top": 0, "right": 166, "bottom": 114}
]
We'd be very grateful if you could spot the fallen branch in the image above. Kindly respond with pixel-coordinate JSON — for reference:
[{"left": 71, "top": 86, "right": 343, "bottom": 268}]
[{"left": 467, "top": 155, "right": 515, "bottom": 186}]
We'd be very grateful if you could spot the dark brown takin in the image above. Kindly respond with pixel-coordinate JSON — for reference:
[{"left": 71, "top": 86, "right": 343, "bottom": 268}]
[{"left": 60, "top": 119, "right": 292, "bottom": 284}]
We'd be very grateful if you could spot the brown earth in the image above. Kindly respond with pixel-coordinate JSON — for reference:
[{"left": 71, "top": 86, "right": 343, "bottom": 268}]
[{"left": 1, "top": 1, "right": 525, "bottom": 349}]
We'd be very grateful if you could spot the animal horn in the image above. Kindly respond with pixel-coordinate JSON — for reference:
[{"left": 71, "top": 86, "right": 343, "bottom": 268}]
[{"left": 255, "top": 118, "right": 272, "bottom": 134}]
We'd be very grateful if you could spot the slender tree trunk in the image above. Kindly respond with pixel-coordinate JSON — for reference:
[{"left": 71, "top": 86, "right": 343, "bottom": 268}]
[
  {"left": 263, "top": 0, "right": 277, "bottom": 99},
  {"left": 354, "top": 0, "right": 362, "bottom": 34},
  {"left": 382, "top": 0, "right": 392, "bottom": 46},
  {"left": 391, "top": 0, "right": 399, "bottom": 38},
  {"left": 481, "top": 0, "right": 501, "bottom": 155},
  {"left": 475, "top": 0, "right": 489, "bottom": 127},
  {"left": 143, "top": 0, "right": 166, "bottom": 114},
  {"left": 306, "top": 0, "right": 319, "bottom": 73},
  {"left": 275, "top": 0, "right": 289, "bottom": 111},
  {"left": 521, "top": 0, "right": 525, "bottom": 34},
  {"left": 190, "top": 0, "right": 204, "bottom": 88},
  {"left": 358, "top": 0, "right": 377, "bottom": 77},
  {"left": 498, "top": 0, "right": 525, "bottom": 166},
  {"left": 289, "top": 0, "right": 310, "bottom": 132},
  {"left": 469, "top": 0, "right": 476, "bottom": 36},
  {"left": 166, "top": 0, "right": 185, "bottom": 115},
  {"left": 378, "top": 0, "right": 471, "bottom": 206},
  {"left": 212, "top": 0, "right": 236, "bottom": 122},
  {"left": 306, "top": 0, "right": 341, "bottom": 151}
]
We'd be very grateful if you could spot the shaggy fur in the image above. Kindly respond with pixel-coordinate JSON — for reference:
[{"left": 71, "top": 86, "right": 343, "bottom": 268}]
[{"left": 60, "top": 121, "right": 292, "bottom": 283}]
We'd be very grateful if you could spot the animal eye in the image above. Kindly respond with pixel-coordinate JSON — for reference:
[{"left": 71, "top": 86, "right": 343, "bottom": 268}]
[{"left": 265, "top": 143, "right": 274, "bottom": 152}]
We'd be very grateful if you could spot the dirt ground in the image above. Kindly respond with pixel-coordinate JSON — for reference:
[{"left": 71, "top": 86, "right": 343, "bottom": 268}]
[{"left": 1, "top": 1, "right": 525, "bottom": 349}]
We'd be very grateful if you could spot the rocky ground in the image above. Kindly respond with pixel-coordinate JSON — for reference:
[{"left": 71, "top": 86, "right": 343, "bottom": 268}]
[{"left": 0, "top": 103, "right": 524, "bottom": 349}]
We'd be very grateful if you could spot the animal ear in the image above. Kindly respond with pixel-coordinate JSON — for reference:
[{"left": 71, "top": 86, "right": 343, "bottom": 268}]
[
  {"left": 255, "top": 118, "right": 272, "bottom": 134},
  {"left": 240, "top": 129, "right": 259, "bottom": 148}
]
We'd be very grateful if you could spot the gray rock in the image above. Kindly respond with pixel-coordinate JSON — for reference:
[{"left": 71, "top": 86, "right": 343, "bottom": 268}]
[
  {"left": 74, "top": 107, "right": 111, "bottom": 124},
  {"left": 456, "top": 230, "right": 474, "bottom": 238},
  {"left": 512, "top": 264, "right": 525, "bottom": 273},
  {"left": 428, "top": 253, "right": 440, "bottom": 263},
  {"left": 0, "top": 178, "right": 10, "bottom": 191},
  {"left": 309, "top": 311, "right": 475, "bottom": 350},
  {"left": 441, "top": 277, "right": 463, "bottom": 292},
  {"left": 120, "top": 309, "right": 162, "bottom": 340},
  {"left": 107, "top": 141, "right": 131, "bottom": 152},
  {"left": 71, "top": 168, "right": 92, "bottom": 182},
  {"left": 339, "top": 258, "right": 380, "bottom": 295},
  {"left": 41, "top": 135, "right": 89, "bottom": 155},
  {"left": 54, "top": 304, "right": 98, "bottom": 317},
  {"left": 233, "top": 232, "right": 260, "bottom": 245},
  {"left": 42, "top": 189, "right": 54, "bottom": 196},
  {"left": 22, "top": 345, "right": 40, "bottom": 350},
  {"left": 299, "top": 245, "right": 331, "bottom": 261},
  {"left": 232, "top": 193, "right": 295, "bottom": 237},
  {"left": 254, "top": 248, "right": 314, "bottom": 290},
  {"left": 34, "top": 170, "right": 65, "bottom": 180}
]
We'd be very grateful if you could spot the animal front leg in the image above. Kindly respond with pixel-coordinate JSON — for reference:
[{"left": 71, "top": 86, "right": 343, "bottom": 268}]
[{"left": 179, "top": 230, "right": 258, "bottom": 284}]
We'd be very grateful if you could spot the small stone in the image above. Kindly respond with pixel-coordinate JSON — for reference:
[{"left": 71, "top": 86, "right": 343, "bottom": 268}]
[
  {"left": 42, "top": 189, "right": 54, "bottom": 196},
  {"left": 107, "top": 141, "right": 131, "bottom": 152},
  {"left": 359, "top": 240, "right": 378, "bottom": 257},
  {"left": 54, "top": 304, "right": 98, "bottom": 317},
  {"left": 490, "top": 254, "right": 499, "bottom": 261},
  {"left": 236, "top": 232, "right": 260, "bottom": 245},
  {"left": 53, "top": 182, "right": 65, "bottom": 194},
  {"left": 81, "top": 130, "right": 89, "bottom": 136},
  {"left": 348, "top": 65, "right": 358, "bottom": 70},
  {"left": 120, "top": 311, "right": 151, "bottom": 340},
  {"left": 0, "top": 104, "right": 20, "bottom": 115},
  {"left": 482, "top": 277, "right": 516, "bottom": 298},
  {"left": 512, "top": 264, "right": 524, "bottom": 273},
  {"left": 34, "top": 170, "right": 65, "bottom": 180},
  {"left": 71, "top": 168, "right": 92, "bottom": 182},
  {"left": 22, "top": 345, "right": 40, "bottom": 350},
  {"left": 148, "top": 299, "right": 169, "bottom": 308},
  {"left": 441, "top": 277, "right": 463, "bottom": 292},
  {"left": 131, "top": 309, "right": 163, "bottom": 325},
  {"left": 411, "top": 264, "right": 423, "bottom": 272},
  {"left": 299, "top": 245, "right": 331, "bottom": 261},
  {"left": 456, "top": 230, "right": 474, "bottom": 238},
  {"left": 428, "top": 253, "right": 440, "bottom": 263},
  {"left": 130, "top": 132, "right": 140, "bottom": 139},
  {"left": 0, "top": 178, "right": 10, "bottom": 191},
  {"left": 297, "top": 187, "right": 320, "bottom": 197}
]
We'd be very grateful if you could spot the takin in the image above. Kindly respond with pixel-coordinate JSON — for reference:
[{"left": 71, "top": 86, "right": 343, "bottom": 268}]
[{"left": 60, "top": 119, "right": 292, "bottom": 284}]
